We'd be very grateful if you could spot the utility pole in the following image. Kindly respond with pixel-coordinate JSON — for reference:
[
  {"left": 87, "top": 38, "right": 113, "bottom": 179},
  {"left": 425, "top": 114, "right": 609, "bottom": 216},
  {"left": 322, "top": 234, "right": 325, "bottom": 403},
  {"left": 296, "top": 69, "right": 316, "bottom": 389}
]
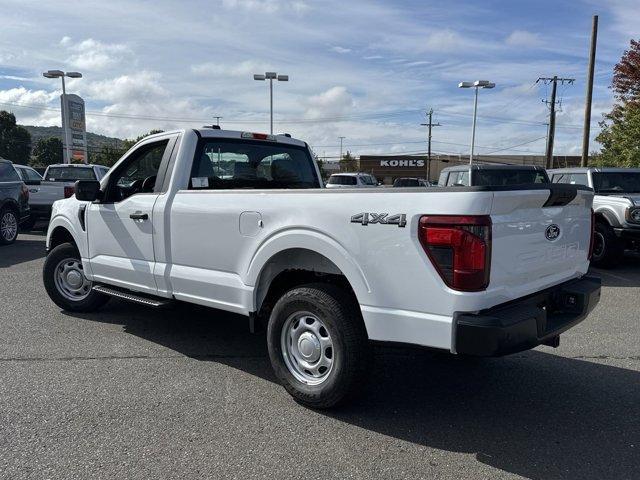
[
  {"left": 581, "top": 15, "right": 598, "bottom": 167},
  {"left": 420, "top": 108, "right": 441, "bottom": 182},
  {"left": 537, "top": 76, "right": 575, "bottom": 168},
  {"left": 339, "top": 136, "right": 346, "bottom": 162}
]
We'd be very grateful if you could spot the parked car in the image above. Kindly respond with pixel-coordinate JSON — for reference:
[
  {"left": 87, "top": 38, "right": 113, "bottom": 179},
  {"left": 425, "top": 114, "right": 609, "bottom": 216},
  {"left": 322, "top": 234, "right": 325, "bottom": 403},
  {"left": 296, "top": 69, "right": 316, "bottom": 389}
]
[
  {"left": 0, "top": 159, "right": 30, "bottom": 245},
  {"left": 438, "top": 164, "right": 550, "bottom": 187},
  {"left": 13, "top": 164, "right": 43, "bottom": 229},
  {"left": 393, "top": 177, "right": 430, "bottom": 187},
  {"left": 549, "top": 167, "right": 640, "bottom": 267},
  {"left": 326, "top": 172, "right": 378, "bottom": 188},
  {"left": 43, "top": 129, "right": 600, "bottom": 408},
  {"left": 25, "top": 163, "right": 110, "bottom": 227}
]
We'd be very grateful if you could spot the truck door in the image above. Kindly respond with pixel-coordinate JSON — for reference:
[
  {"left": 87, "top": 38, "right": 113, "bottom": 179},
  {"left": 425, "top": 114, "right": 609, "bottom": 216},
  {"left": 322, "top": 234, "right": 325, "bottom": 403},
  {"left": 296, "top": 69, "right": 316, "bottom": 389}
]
[{"left": 86, "top": 137, "right": 176, "bottom": 294}]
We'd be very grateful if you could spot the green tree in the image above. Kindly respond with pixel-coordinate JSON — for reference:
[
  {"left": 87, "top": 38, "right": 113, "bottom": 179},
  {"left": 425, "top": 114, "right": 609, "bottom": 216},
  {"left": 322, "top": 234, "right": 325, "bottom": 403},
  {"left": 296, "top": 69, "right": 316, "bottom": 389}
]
[
  {"left": 91, "top": 145, "right": 125, "bottom": 167},
  {"left": 0, "top": 110, "right": 31, "bottom": 164},
  {"left": 339, "top": 151, "right": 357, "bottom": 172},
  {"left": 596, "top": 39, "right": 640, "bottom": 166},
  {"left": 122, "top": 129, "right": 164, "bottom": 150},
  {"left": 595, "top": 102, "right": 640, "bottom": 167},
  {"left": 31, "top": 137, "right": 63, "bottom": 167}
]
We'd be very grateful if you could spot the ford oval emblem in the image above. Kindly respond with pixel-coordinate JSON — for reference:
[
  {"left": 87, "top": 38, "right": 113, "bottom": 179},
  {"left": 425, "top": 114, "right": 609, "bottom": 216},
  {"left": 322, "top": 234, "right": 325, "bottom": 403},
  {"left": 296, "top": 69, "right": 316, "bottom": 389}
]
[{"left": 545, "top": 224, "right": 561, "bottom": 241}]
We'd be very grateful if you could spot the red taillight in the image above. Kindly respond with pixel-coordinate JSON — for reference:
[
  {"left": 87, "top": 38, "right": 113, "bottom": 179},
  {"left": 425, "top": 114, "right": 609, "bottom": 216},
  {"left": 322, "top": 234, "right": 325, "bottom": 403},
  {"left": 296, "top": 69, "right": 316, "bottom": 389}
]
[
  {"left": 241, "top": 132, "right": 276, "bottom": 141},
  {"left": 419, "top": 215, "right": 491, "bottom": 291},
  {"left": 64, "top": 186, "right": 75, "bottom": 198},
  {"left": 21, "top": 183, "right": 29, "bottom": 201},
  {"left": 588, "top": 208, "right": 595, "bottom": 261}
]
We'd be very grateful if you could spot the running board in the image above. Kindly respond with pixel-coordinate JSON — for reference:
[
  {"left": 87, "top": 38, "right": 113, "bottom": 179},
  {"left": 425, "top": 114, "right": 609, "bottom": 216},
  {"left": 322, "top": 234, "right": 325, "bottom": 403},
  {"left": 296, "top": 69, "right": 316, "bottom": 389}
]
[{"left": 93, "top": 285, "right": 172, "bottom": 308}]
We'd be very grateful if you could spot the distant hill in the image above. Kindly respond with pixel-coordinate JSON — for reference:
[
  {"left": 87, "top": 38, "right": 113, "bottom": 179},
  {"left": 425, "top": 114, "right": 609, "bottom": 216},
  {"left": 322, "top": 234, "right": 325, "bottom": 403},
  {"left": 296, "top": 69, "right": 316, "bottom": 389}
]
[{"left": 20, "top": 125, "right": 125, "bottom": 151}]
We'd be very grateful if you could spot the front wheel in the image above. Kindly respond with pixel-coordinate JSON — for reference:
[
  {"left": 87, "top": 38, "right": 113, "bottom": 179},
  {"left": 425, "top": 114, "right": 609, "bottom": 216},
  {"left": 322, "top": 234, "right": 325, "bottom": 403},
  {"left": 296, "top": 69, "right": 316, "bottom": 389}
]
[
  {"left": 591, "top": 222, "right": 623, "bottom": 268},
  {"left": 0, "top": 207, "right": 19, "bottom": 245},
  {"left": 43, "top": 242, "right": 110, "bottom": 312},
  {"left": 267, "top": 283, "right": 369, "bottom": 409}
]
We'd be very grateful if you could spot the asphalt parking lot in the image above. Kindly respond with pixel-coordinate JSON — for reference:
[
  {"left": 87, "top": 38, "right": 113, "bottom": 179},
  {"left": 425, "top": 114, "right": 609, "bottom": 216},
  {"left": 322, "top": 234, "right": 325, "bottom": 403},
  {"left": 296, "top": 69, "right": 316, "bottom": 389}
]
[{"left": 1, "top": 232, "right": 638, "bottom": 480}]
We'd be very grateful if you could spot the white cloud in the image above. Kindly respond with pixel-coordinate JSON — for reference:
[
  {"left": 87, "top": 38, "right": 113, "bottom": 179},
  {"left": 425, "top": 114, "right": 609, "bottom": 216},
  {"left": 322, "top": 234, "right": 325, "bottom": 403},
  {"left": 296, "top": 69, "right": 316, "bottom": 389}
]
[
  {"left": 331, "top": 46, "right": 351, "bottom": 54},
  {"left": 424, "top": 29, "right": 467, "bottom": 52},
  {"left": 0, "top": 87, "right": 57, "bottom": 106},
  {"left": 64, "top": 38, "right": 134, "bottom": 70},
  {"left": 221, "top": 0, "right": 309, "bottom": 14},
  {"left": 304, "top": 86, "right": 355, "bottom": 119},
  {"left": 191, "top": 60, "right": 271, "bottom": 78},
  {"left": 83, "top": 71, "right": 166, "bottom": 103},
  {"left": 505, "top": 30, "right": 543, "bottom": 48}
]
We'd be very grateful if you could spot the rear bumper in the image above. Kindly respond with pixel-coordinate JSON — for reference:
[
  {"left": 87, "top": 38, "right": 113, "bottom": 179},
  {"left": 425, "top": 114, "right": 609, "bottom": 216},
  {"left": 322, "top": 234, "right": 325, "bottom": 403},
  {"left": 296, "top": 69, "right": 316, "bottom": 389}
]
[{"left": 454, "top": 276, "right": 601, "bottom": 356}]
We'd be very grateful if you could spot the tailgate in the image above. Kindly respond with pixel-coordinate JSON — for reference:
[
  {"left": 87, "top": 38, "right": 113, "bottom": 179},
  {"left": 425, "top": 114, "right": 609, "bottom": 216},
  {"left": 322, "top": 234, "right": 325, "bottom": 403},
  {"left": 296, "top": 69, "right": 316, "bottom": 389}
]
[{"left": 489, "top": 184, "right": 593, "bottom": 298}]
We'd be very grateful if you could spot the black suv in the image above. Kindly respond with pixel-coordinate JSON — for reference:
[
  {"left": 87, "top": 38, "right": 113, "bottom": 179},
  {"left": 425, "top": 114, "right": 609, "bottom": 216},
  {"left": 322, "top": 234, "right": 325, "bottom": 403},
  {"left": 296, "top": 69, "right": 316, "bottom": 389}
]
[{"left": 0, "top": 159, "right": 30, "bottom": 245}]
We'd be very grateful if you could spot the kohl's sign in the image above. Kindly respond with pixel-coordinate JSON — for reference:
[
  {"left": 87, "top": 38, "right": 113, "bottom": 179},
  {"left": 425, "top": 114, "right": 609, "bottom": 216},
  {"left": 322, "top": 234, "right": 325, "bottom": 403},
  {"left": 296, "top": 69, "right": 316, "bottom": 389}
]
[{"left": 379, "top": 159, "right": 425, "bottom": 167}]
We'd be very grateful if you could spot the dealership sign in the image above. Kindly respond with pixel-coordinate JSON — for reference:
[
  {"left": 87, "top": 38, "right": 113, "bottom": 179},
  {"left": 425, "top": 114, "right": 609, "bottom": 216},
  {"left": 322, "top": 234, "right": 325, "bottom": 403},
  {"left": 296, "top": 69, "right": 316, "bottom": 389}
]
[
  {"left": 379, "top": 159, "right": 425, "bottom": 167},
  {"left": 61, "top": 94, "right": 88, "bottom": 164}
]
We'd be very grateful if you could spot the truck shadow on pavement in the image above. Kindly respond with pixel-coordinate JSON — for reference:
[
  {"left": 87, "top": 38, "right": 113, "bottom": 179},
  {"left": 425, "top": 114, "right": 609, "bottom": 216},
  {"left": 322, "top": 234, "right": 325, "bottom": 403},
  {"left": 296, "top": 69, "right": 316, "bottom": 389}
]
[
  {"left": 0, "top": 237, "right": 47, "bottom": 268},
  {"left": 590, "top": 253, "right": 640, "bottom": 287},
  {"left": 72, "top": 299, "right": 639, "bottom": 480}
]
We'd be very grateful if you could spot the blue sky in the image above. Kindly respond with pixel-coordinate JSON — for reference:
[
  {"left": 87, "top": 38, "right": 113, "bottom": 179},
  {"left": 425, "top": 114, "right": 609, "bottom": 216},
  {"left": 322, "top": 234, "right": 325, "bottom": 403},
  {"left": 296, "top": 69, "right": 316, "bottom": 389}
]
[{"left": 0, "top": 0, "right": 637, "bottom": 158}]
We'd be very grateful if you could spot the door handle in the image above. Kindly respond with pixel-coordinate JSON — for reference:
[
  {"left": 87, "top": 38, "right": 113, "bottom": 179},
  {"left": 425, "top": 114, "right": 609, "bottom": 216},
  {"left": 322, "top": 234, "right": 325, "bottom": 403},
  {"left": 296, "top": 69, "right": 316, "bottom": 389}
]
[{"left": 129, "top": 212, "right": 149, "bottom": 220}]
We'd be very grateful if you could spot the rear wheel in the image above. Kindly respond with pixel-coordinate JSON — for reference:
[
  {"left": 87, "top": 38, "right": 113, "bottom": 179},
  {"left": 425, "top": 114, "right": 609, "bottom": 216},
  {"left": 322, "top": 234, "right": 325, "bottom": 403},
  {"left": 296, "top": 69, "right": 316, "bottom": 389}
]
[
  {"left": 43, "top": 242, "right": 110, "bottom": 312},
  {"left": 0, "top": 207, "right": 18, "bottom": 245},
  {"left": 591, "top": 222, "right": 623, "bottom": 268},
  {"left": 267, "top": 283, "right": 369, "bottom": 409}
]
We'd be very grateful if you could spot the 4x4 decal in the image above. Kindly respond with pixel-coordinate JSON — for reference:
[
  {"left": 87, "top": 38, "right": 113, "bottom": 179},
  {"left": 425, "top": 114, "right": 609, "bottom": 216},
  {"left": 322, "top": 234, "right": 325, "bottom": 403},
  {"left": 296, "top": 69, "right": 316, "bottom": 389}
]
[{"left": 350, "top": 213, "right": 407, "bottom": 228}]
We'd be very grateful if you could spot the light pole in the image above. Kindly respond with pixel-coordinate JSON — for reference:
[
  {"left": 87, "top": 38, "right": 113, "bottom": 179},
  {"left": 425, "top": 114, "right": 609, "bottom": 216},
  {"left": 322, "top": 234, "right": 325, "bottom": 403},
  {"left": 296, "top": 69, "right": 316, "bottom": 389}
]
[
  {"left": 339, "top": 136, "right": 346, "bottom": 162},
  {"left": 43, "top": 70, "right": 82, "bottom": 164},
  {"left": 253, "top": 72, "right": 288, "bottom": 134},
  {"left": 458, "top": 80, "right": 494, "bottom": 164}
]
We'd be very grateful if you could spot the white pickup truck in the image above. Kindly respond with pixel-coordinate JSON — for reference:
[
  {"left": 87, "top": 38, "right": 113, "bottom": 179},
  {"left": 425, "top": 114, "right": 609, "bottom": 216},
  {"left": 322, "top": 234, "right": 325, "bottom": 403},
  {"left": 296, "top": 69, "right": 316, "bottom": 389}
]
[
  {"left": 43, "top": 128, "right": 601, "bottom": 408},
  {"left": 25, "top": 164, "right": 109, "bottom": 227}
]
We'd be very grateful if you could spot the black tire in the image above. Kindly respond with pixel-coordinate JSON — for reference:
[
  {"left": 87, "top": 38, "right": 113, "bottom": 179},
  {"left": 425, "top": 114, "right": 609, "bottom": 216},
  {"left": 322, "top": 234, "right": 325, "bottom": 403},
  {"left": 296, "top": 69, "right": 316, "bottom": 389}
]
[
  {"left": 19, "top": 216, "right": 36, "bottom": 232},
  {"left": 591, "top": 222, "right": 623, "bottom": 268},
  {"left": 267, "top": 283, "right": 369, "bottom": 409},
  {"left": 0, "top": 207, "right": 19, "bottom": 245},
  {"left": 43, "top": 242, "right": 110, "bottom": 312}
]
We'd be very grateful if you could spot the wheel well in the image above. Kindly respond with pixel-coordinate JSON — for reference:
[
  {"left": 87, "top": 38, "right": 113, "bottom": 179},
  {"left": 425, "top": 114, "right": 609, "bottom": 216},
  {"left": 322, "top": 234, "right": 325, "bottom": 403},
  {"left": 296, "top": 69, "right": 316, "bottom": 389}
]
[
  {"left": 49, "top": 227, "right": 76, "bottom": 250},
  {"left": 0, "top": 200, "right": 19, "bottom": 216},
  {"left": 594, "top": 212, "right": 609, "bottom": 225},
  {"left": 255, "top": 248, "right": 359, "bottom": 321}
]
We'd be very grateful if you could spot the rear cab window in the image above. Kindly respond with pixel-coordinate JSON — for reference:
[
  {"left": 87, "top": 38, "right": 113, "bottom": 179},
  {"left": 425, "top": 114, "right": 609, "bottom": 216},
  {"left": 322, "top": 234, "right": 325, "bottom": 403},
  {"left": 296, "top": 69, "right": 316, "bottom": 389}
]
[
  {"left": 189, "top": 139, "right": 318, "bottom": 190},
  {"left": 473, "top": 169, "right": 549, "bottom": 186},
  {"left": 45, "top": 167, "right": 97, "bottom": 182},
  {"left": 327, "top": 175, "right": 357, "bottom": 186},
  {"left": 446, "top": 170, "right": 470, "bottom": 186}
]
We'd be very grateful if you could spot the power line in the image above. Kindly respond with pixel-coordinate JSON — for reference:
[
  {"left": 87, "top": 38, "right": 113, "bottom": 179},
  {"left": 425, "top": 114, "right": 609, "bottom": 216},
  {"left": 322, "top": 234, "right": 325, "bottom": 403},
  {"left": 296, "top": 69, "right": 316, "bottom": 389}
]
[{"left": 537, "top": 76, "right": 575, "bottom": 168}]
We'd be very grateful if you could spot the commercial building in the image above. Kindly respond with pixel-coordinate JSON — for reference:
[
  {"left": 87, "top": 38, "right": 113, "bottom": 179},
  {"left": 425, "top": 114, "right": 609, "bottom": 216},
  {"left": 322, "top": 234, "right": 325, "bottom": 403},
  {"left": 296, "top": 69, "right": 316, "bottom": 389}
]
[{"left": 358, "top": 154, "right": 582, "bottom": 185}]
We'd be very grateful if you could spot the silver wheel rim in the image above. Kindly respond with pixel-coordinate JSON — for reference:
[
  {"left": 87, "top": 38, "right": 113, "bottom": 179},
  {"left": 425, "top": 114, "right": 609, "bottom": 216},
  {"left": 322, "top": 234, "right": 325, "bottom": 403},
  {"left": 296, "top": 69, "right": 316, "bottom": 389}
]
[
  {"left": 1, "top": 211, "right": 17, "bottom": 241},
  {"left": 53, "top": 258, "right": 91, "bottom": 301},
  {"left": 592, "top": 231, "right": 605, "bottom": 260},
  {"left": 281, "top": 311, "right": 334, "bottom": 385}
]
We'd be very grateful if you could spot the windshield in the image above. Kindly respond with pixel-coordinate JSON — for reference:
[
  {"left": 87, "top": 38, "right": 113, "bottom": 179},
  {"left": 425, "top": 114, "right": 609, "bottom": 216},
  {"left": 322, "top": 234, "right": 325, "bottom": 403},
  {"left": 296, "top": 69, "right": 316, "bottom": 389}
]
[
  {"left": 328, "top": 175, "right": 357, "bottom": 185},
  {"left": 45, "top": 167, "right": 96, "bottom": 182},
  {"left": 592, "top": 172, "right": 640, "bottom": 194},
  {"left": 473, "top": 169, "right": 549, "bottom": 186}
]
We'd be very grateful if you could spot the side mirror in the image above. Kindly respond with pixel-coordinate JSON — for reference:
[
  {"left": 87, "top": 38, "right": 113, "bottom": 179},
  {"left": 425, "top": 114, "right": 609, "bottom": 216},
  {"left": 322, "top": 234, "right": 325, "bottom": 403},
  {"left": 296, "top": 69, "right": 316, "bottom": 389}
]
[
  {"left": 24, "top": 180, "right": 41, "bottom": 186},
  {"left": 75, "top": 180, "right": 101, "bottom": 201}
]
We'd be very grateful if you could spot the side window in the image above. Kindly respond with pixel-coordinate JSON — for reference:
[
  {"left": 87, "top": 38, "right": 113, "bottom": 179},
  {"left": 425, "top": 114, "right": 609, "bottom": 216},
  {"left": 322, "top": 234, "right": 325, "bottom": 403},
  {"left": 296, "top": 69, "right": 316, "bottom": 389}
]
[
  {"left": 189, "top": 139, "right": 318, "bottom": 190},
  {"left": 569, "top": 173, "right": 589, "bottom": 186},
  {"left": 105, "top": 140, "right": 169, "bottom": 202},
  {"left": 446, "top": 172, "right": 459, "bottom": 186},
  {"left": 553, "top": 173, "right": 569, "bottom": 184},
  {"left": 447, "top": 171, "right": 469, "bottom": 186},
  {"left": 0, "top": 163, "right": 20, "bottom": 181},
  {"left": 26, "top": 168, "right": 42, "bottom": 181}
]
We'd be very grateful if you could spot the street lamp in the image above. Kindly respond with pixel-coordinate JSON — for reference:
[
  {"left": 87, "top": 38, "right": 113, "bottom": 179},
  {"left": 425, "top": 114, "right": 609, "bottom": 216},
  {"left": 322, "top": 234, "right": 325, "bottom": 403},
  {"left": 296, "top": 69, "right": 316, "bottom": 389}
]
[
  {"left": 458, "top": 80, "right": 494, "bottom": 164},
  {"left": 42, "top": 70, "right": 83, "bottom": 164},
  {"left": 253, "top": 71, "right": 288, "bottom": 134}
]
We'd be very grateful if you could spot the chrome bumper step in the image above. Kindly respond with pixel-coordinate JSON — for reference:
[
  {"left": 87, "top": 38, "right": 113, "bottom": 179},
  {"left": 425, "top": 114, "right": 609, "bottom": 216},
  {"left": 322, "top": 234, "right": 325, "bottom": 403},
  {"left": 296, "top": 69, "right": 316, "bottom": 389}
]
[{"left": 92, "top": 285, "right": 172, "bottom": 308}]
